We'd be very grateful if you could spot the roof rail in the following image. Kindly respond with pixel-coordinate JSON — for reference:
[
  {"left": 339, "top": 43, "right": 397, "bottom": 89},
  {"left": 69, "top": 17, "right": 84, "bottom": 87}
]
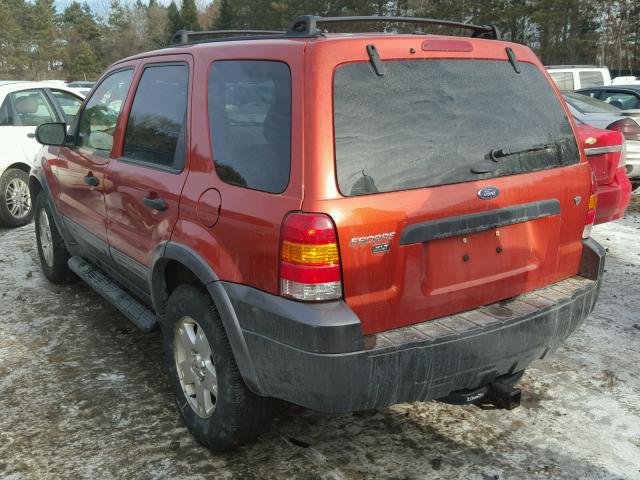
[
  {"left": 171, "top": 29, "right": 285, "bottom": 45},
  {"left": 286, "top": 15, "right": 500, "bottom": 40}
]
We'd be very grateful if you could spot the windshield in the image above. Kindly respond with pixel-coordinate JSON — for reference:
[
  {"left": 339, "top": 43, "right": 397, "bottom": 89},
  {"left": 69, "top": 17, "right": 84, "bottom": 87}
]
[
  {"left": 333, "top": 59, "right": 580, "bottom": 196},
  {"left": 564, "top": 92, "right": 621, "bottom": 114}
]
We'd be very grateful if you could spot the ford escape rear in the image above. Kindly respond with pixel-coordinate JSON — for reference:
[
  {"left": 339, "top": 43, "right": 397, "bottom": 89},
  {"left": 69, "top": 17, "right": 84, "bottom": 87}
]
[{"left": 30, "top": 15, "right": 604, "bottom": 451}]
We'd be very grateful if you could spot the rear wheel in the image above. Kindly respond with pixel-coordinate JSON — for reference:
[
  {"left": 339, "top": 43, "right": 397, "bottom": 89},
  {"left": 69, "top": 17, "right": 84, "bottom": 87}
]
[
  {"left": 163, "top": 284, "right": 272, "bottom": 451},
  {"left": 631, "top": 181, "right": 640, "bottom": 192},
  {"left": 34, "top": 192, "right": 75, "bottom": 284},
  {"left": 0, "top": 168, "right": 33, "bottom": 228}
]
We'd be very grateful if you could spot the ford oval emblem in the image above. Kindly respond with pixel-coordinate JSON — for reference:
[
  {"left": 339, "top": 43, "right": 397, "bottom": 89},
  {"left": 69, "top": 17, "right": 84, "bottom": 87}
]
[{"left": 477, "top": 187, "right": 500, "bottom": 200}]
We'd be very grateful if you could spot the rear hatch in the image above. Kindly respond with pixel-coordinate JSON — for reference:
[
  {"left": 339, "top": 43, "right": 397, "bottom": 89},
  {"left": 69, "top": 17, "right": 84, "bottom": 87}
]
[{"left": 306, "top": 43, "right": 593, "bottom": 335}]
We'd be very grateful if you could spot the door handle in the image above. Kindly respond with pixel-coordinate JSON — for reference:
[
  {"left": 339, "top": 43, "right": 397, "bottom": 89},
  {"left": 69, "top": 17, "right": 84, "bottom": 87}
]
[
  {"left": 143, "top": 196, "right": 167, "bottom": 211},
  {"left": 83, "top": 174, "right": 99, "bottom": 187}
]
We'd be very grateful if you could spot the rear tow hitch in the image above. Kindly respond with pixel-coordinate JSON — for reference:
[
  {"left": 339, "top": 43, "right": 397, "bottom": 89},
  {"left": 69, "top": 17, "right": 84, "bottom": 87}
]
[
  {"left": 482, "top": 381, "right": 521, "bottom": 410},
  {"left": 438, "top": 371, "right": 523, "bottom": 410}
]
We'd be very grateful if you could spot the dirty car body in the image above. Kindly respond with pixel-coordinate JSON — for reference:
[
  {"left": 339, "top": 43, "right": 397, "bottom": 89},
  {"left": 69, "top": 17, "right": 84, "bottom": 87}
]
[{"left": 29, "top": 16, "right": 605, "bottom": 449}]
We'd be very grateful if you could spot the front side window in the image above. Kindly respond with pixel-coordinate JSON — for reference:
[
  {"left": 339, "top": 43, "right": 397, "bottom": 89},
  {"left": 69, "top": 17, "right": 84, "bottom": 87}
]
[
  {"left": 208, "top": 60, "right": 291, "bottom": 193},
  {"left": 78, "top": 69, "right": 134, "bottom": 152},
  {"left": 122, "top": 64, "right": 189, "bottom": 169},
  {"left": 549, "top": 72, "right": 575, "bottom": 92},
  {"left": 334, "top": 60, "right": 579, "bottom": 196},
  {"left": 4, "top": 89, "right": 56, "bottom": 126},
  {"left": 50, "top": 90, "right": 83, "bottom": 124}
]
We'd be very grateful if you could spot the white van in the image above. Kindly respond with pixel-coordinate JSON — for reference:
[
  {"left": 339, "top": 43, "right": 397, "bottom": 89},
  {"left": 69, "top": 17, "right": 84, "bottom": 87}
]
[{"left": 546, "top": 65, "right": 612, "bottom": 91}]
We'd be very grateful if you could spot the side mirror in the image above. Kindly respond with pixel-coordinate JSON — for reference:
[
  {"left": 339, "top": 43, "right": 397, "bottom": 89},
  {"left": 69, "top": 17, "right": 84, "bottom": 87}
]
[{"left": 35, "top": 122, "right": 68, "bottom": 146}]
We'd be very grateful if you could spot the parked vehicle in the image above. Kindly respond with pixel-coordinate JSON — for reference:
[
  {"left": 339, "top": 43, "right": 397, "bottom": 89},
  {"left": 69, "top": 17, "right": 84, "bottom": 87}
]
[
  {"left": 66, "top": 81, "right": 95, "bottom": 97},
  {"left": 546, "top": 65, "right": 611, "bottom": 91},
  {"left": 30, "top": 16, "right": 604, "bottom": 451},
  {"left": 576, "top": 84, "right": 640, "bottom": 110},
  {"left": 564, "top": 92, "right": 640, "bottom": 190},
  {"left": 0, "top": 81, "right": 83, "bottom": 227},
  {"left": 612, "top": 76, "right": 640, "bottom": 86},
  {"left": 575, "top": 122, "right": 631, "bottom": 223}
]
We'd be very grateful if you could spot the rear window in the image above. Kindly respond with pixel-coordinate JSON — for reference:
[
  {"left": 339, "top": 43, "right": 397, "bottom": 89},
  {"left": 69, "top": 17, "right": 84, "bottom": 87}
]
[
  {"left": 564, "top": 92, "right": 621, "bottom": 114},
  {"left": 579, "top": 71, "right": 605, "bottom": 88},
  {"left": 334, "top": 60, "right": 579, "bottom": 196}
]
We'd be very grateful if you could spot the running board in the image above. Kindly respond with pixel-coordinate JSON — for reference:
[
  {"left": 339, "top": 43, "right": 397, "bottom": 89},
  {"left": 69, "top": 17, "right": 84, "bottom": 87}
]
[{"left": 68, "top": 256, "right": 158, "bottom": 332}]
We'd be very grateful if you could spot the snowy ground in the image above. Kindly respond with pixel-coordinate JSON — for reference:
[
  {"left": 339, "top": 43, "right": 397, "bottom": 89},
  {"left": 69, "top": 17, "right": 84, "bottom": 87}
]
[{"left": 0, "top": 195, "right": 639, "bottom": 480}]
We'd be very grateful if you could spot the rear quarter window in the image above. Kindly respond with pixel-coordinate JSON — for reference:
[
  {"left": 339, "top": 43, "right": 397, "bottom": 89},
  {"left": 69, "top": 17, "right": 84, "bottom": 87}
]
[
  {"left": 549, "top": 72, "right": 575, "bottom": 92},
  {"left": 208, "top": 60, "right": 291, "bottom": 194},
  {"left": 334, "top": 60, "right": 579, "bottom": 196},
  {"left": 579, "top": 71, "right": 605, "bottom": 88}
]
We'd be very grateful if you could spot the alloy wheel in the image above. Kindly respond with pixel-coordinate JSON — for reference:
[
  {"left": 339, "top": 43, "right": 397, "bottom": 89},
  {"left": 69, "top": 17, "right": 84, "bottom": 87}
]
[
  {"left": 5, "top": 178, "right": 31, "bottom": 219},
  {"left": 38, "top": 208, "right": 54, "bottom": 268},
  {"left": 174, "top": 316, "right": 218, "bottom": 418}
]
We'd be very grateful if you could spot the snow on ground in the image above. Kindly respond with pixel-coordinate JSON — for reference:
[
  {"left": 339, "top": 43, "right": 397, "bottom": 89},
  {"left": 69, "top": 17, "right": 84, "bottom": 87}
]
[{"left": 0, "top": 195, "right": 639, "bottom": 479}]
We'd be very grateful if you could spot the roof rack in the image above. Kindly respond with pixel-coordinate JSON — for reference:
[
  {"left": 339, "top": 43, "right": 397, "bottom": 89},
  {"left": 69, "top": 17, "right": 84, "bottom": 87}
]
[
  {"left": 169, "top": 15, "right": 500, "bottom": 46},
  {"left": 546, "top": 65, "right": 601, "bottom": 69},
  {"left": 171, "top": 29, "right": 285, "bottom": 45},
  {"left": 286, "top": 15, "right": 500, "bottom": 40}
]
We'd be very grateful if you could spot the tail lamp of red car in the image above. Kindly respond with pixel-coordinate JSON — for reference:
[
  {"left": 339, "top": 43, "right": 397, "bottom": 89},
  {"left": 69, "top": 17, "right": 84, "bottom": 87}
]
[
  {"left": 280, "top": 213, "right": 343, "bottom": 302},
  {"left": 608, "top": 118, "right": 640, "bottom": 142},
  {"left": 583, "top": 172, "right": 598, "bottom": 239}
]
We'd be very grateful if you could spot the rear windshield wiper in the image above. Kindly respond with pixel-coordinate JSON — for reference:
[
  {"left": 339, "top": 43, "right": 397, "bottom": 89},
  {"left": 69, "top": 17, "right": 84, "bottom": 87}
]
[{"left": 471, "top": 143, "right": 560, "bottom": 174}]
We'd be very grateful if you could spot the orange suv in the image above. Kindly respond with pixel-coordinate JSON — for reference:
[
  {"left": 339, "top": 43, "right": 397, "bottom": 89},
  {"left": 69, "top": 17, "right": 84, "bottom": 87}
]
[{"left": 31, "top": 15, "right": 605, "bottom": 451}]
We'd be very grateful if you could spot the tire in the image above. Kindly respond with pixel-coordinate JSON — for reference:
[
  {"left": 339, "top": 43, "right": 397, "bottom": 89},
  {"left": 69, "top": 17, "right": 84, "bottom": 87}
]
[
  {"left": 0, "top": 168, "right": 34, "bottom": 228},
  {"left": 631, "top": 181, "right": 640, "bottom": 192},
  {"left": 163, "top": 284, "right": 272, "bottom": 451},
  {"left": 34, "top": 192, "right": 75, "bottom": 284}
]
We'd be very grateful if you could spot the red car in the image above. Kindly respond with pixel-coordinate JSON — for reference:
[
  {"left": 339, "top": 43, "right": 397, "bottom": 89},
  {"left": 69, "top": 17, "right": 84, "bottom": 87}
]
[
  {"left": 576, "top": 122, "right": 632, "bottom": 224},
  {"left": 30, "top": 15, "right": 604, "bottom": 451}
]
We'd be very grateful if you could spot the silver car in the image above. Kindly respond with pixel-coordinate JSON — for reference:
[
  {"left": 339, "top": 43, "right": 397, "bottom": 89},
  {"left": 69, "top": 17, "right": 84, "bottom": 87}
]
[{"left": 564, "top": 92, "right": 640, "bottom": 189}]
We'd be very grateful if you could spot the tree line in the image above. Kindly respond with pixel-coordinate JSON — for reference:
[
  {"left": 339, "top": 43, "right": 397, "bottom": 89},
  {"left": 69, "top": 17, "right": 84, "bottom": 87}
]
[{"left": 0, "top": 0, "right": 638, "bottom": 82}]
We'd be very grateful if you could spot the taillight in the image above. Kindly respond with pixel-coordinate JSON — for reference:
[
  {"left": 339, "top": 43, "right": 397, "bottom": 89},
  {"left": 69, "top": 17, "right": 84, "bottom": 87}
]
[
  {"left": 608, "top": 118, "right": 640, "bottom": 142},
  {"left": 280, "top": 212, "right": 342, "bottom": 301},
  {"left": 583, "top": 172, "right": 598, "bottom": 239}
]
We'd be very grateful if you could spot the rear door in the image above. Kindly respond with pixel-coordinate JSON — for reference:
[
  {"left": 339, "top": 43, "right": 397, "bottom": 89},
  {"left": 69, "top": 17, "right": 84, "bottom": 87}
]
[
  {"left": 306, "top": 49, "right": 593, "bottom": 335},
  {"left": 104, "top": 57, "right": 191, "bottom": 289}
]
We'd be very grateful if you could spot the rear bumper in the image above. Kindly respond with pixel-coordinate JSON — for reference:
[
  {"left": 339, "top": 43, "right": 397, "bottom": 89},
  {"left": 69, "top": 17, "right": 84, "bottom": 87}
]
[
  {"left": 594, "top": 168, "right": 632, "bottom": 224},
  {"left": 225, "top": 239, "right": 605, "bottom": 413}
]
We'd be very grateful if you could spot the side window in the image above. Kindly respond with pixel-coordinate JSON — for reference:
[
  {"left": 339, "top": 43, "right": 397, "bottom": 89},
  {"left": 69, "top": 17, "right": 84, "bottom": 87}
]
[
  {"left": 601, "top": 92, "right": 640, "bottom": 110},
  {"left": 0, "top": 97, "right": 13, "bottom": 126},
  {"left": 578, "top": 71, "right": 604, "bottom": 88},
  {"left": 6, "top": 89, "right": 57, "bottom": 126},
  {"left": 208, "top": 60, "right": 291, "bottom": 193},
  {"left": 549, "top": 72, "right": 575, "bottom": 92},
  {"left": 50, "top": 90, "right": 83, "bottom": 124},
  {"left": 77, "top": 69, "right": 134, "bottom": 152},
  {"left": 121, "top": 64, "right": 189, "bottom": 169}
]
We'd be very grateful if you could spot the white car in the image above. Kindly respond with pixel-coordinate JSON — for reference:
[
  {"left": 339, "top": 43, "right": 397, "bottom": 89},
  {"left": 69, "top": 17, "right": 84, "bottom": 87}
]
[
  {"left": 546, "top": 65, "right": 612, "bottom": 92},
  {"left": 0, "top": 81, "right": 84, "bottom": 227}
]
